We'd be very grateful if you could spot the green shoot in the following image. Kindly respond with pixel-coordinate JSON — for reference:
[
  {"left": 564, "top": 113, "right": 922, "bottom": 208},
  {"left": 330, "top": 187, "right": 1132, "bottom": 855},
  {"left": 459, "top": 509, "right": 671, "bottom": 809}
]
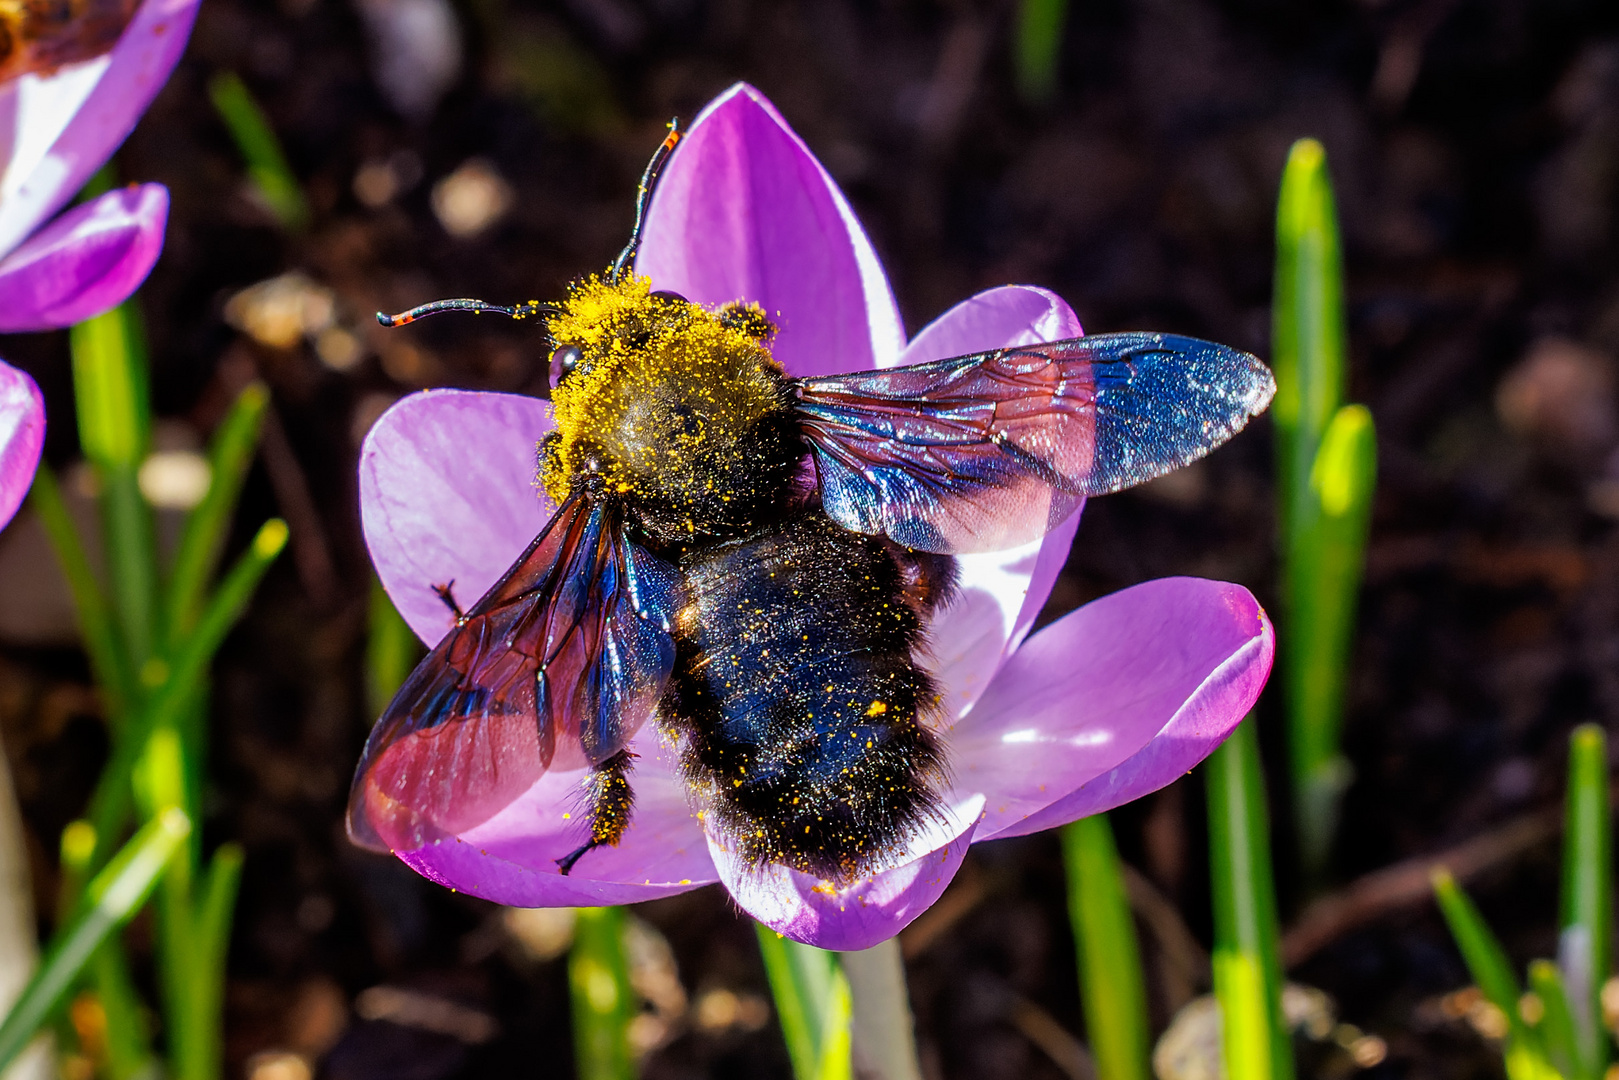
[
  {"left": 569, "top": 906, "right": 637, "bottom": 1080},
  {"left": 1272, "top": 137, "right": 1375, "bottom": 876},
  {"left": 1207, "top": 718, "right": 1293, "bottom": 1080},
  {"left": 1559, "top": 725, "right": 1610, "bottom": 1080},
  {"left": 1062, "top": 815, "right": 1150, "bottom": 1080},
  {"left": 0, "top": 809, "right": 191, "bottom": 1073},
  {"left": 755, "top": 926, "right": 853, "bottom": 1080},
  {"left": 1431, "top": 725, "right": 1615, "bottom": 1080},
  {"left": 70, "top": 303, "right": 158, "bottom": 668},
  {"left": 1014, "top": 0, "right": 1068, "bottom": 105},
  {"left": 207, "top": 72, "right": 310, "bottom": 232},
  {"left": 368, "top": 576, "right": 422, "bottom": 718}
]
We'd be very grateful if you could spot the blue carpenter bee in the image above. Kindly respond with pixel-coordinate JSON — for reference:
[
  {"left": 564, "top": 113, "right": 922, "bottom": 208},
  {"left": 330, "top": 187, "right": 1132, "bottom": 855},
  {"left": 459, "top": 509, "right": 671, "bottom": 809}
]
[{"left": 348, "top": 124, "right": 1275, "bottom": 881}]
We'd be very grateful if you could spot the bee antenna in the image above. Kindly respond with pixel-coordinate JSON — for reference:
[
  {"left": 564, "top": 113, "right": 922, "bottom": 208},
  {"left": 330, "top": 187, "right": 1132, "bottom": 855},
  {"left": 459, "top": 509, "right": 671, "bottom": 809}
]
[
  {"left": 608, "top": 118, "right": 684, "bottom": 284},
  {"left": 376, "top": 298, "right": 558, "bottom": 328}
]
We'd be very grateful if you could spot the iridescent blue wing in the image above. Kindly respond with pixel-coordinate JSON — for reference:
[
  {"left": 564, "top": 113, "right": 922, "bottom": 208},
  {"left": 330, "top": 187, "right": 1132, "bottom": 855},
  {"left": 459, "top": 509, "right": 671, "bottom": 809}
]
[
  {"left": 347, "top": 494, "right": 684, "bottom": 853},
  {"left": 794, "top": 333, "right": 1274, "bottom": 554}
]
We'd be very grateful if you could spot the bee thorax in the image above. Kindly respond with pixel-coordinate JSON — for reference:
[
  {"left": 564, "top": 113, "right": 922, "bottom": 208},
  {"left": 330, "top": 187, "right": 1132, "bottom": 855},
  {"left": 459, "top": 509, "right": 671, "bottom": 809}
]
[{"left": 541, "top": 276, "right": 801, "bottom": 545}]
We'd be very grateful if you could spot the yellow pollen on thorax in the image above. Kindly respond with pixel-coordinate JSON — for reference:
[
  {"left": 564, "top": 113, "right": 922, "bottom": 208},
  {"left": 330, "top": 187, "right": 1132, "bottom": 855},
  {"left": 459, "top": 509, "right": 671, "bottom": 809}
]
[{"left": 540, "top": 274, "right": 782, "bottom": 507}]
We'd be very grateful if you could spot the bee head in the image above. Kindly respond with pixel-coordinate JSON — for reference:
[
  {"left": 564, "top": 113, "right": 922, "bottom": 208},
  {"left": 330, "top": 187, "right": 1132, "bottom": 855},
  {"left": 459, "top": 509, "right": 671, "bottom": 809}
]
[{"left": 539, "top": 274, "right": 787, "bottom": 509}]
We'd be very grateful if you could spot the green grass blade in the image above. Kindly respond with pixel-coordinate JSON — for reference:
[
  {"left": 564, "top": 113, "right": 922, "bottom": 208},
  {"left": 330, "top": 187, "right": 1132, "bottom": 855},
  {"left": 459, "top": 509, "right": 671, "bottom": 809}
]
[
  {"left": 69, "top": 304, "right": 150, "bottom": 474},
  {"left": 1288, "top": 404, "right": 1376, "bottom": 870},
  {"left": 71, "top": 303, "right": 159, "bottom": 667},
  {"left": 1431, "top": 866, "right": 1553, "bottom": 1079},
  {"left": 133, "top": 727, "right": 204, "bottom": 1080},
  {"left": 1273, "top": 137, "right": 1359, "bottom": 878},
  {"left": 29, "top": 467, "right": 134, "bottom": 723},
  {"left": 207, "top": 72, "right": 310, "bottom": 232},
  {"left": 1431, "top": 868, "right": 1522, "bottom": 1018},
  {"left": 1061, "top": 815, "right": 1150, "bottom": 1080},
  {"left": 0, "top": 808, "right": 190, "bottom": 1073},
  {"left": 179, "top": 843, "right": 243, "bottom": 1080},
  {"left": 143, "top": 518, "right": 288, "bottom": 737},
  {"left": 83, "top": 520, "right": 287, "bottom": 883},
  {"left": 60, "top": 819, "right": 154, "bottom": 1080},
  {"left": 88, "top": 938, "right": 154, "bottom": 1080},
  {"left": 1014, "top": 0, "right": 1068, "bottom": 105},
  {"left": 165, "top": 381, "right": 268, "bottom": 643},
  {"left": 1559, "top": 724, "right": 1610, "bottom": 1079},
  {"left": 368, "top": 576, "right": 422, "bottom": 718},
  {"left": 814, "top": 975, "right": 852, "bottom": 1080},
  {"left": 756, "top": 925, "right": 852, "bottom": 1080},
  {"left": 569, "top": 906, "right": 636, "bottom": 1080},
  {"left": 1528, "top": 959, "right": 1581, "bottom": 1080},
  {"left": 1207, "top": 718, "right": 1293, "bottom": 1080},
  {"left": 1272, "top": 137, "right": 1347, "bottom": 548}
]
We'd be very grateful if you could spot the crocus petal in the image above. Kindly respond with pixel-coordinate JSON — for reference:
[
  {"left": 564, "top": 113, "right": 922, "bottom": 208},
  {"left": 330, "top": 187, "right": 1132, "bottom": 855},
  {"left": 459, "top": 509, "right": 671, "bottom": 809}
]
[
  {"left": 0, "top": 184, "right": 167, "bottom": 331},
  {"left": 899, "top": 286, "right": 1085, "bottom": 722},
  {"left": 1004, "top": 587, "right": 1274, "bottom": 837},
  {"left": 710, "top": 795, "right": 985, "bottom": 950},
  {"left": 638, "top": 82, "right": 904, "bottom": 378},
  {"left": 359, "top": 389, "right": 556, "bottom": 647},
  {"left": 396, "top": 738, "right": 715, "bottom": 906},
  {"left": 0, "top": 359, "right": 44, "bottom": 530},
  {"left": 896, "top": 285, "right": 1082, "bottom": 369},
  {"left": 943, "top": 578, "right": 1272, "bottom": 841},
  {"left": 0, "top": 0, "right": 199, "bottom": 256}
]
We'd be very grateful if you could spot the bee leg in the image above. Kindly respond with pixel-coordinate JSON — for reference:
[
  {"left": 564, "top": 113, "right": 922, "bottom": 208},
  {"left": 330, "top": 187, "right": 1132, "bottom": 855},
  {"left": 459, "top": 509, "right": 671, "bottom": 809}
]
[
  {"left": 557, "top": 749, "right": 637, "bottom": 875},
  {"left": 431, "top": 580, "right": 465, "bottom": 621}
]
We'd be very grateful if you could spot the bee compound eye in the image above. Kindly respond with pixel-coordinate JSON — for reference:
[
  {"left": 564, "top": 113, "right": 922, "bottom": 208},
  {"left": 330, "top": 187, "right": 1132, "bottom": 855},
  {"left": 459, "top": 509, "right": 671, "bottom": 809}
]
[
  {"left": 549, "top": 344, "right": 583, "bottom": 387},
  {"left": 649, "top": 290, "right": 688, "bottom": 304}
]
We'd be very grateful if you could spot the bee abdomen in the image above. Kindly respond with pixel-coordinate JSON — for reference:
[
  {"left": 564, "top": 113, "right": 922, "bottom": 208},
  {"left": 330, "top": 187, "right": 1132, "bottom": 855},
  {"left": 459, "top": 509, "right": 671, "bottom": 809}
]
[{"left": 664, "top": 510, "right": 945, "bottom": 883}]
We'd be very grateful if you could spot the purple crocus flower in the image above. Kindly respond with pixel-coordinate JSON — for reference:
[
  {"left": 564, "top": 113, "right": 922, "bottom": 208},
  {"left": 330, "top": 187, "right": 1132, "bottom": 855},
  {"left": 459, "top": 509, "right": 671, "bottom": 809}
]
[
  {"left": 0, "top": 0, "right": 202, "bottom": 524},
  {"left": 0, "top": 361, "right": 43, "bottom": 530},
  {"left": 360, "top": 83, "right": 1274, "bottom": 949}
]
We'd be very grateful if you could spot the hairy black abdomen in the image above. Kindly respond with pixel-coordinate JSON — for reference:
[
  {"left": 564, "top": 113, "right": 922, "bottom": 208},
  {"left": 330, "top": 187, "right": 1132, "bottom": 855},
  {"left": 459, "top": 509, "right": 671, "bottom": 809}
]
[{"left": 663, "top": 510, "right": 944, "bottom": 882}]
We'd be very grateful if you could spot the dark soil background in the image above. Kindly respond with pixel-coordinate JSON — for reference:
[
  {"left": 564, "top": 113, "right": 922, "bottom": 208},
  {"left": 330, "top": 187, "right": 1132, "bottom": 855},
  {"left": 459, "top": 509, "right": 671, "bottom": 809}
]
[{"left": 5, "top": 0, "right": 1619, "bottom": 1077}]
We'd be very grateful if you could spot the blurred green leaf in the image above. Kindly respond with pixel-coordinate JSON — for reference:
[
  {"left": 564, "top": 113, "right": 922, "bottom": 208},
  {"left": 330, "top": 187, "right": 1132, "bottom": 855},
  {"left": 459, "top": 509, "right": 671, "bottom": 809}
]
[
  {"left": 1014, "top": 0, "right": 1068, "bottom": 105},
  {"left": 173, "top": 844, "right": 242, "bottom": 1080},
  {"left": 1432, "top": 867, "right": 1553, "bottom": 1080},
  {"left": 83, "top": 519, "right": 288, "bottom": 885},
  {"left": 58, "top": 825, "right": 154, "bottom": 1078},
  {"left": 133, "top": 727, "right": 204, "bottom": 1080},
  {"left": 70, "top": 304, "right": 151, "bottom": 473},
  {"left": 1528, "top": 959, "right": 1581, "bottom": 1079},
  {"left": 498, "top": 27, "right": 624, "bottom": 137},
  {"left": 756, "top": 926, "right": 853, "bottom": 1080},
  {"left": 1207, "top": 719, "right": 1292, "bottom": 1080},
  {"left": 1272, "top": 137, "right": 1346, "bottom": 545},
  {"left": 166, "top": 382, "right": 268, "bottom": 645},
  {"left": 0, "top": 808, "right": 190, "bottom": 1074},
  {"left": 29, "top": 468, "right": 134, "bottom": 724},
  {"left": 1062, "top": 815, "right": 1150, "bottom": 1080},
  {"left": 368, "top": 576, "right": 423, "bottom": 718},
  {"left": 71, "top": 303, "right": 159, "bottom": 667},
  {"left": 1559, "top": 724, "right": 1610, "bottom": 1080},
  {"left": 1288, "top": 403, "right": 1376, "bottom": 867},
  {"left": 207, "top": 71, "right": 310, "bottom": 232},
  {"left": 569, "top": 907, "right": 636, "bottom": 1080},
  {"left": 89, "top": 940, "right": 154, "bottom": 1080},
  {"left": 1272, "top": 137, "right": 1369, "bottom": 878}
]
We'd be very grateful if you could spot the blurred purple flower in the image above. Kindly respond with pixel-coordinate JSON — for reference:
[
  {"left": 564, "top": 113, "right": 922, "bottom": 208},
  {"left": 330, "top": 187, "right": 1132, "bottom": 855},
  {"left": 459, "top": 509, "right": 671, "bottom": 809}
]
[
  {"left": 0, "top": 362, "right": 43, "bottom": 530},
  {"left": 0, "top": 0, "right": 196, "bottom": 331},
  {"left": 0, "top": 0, "right": 201, "bottom": 523},
  {"left": 359, "top": 83, "right": 1274, "bottom": 949}
]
